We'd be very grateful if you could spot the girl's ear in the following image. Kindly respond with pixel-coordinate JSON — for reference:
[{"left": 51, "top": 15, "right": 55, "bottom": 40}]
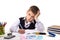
[{"left": 35, "top": 10, "right": 40, "bottom": 20}]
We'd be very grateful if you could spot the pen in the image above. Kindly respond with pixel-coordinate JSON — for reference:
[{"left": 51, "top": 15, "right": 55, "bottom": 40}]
[{"left": 19, "top": 24, "right": 23, "bottom": 29}]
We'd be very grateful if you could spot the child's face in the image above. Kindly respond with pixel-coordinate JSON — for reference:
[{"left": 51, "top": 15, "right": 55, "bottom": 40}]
[{"left": 26, "top": 11, "right": 35, "bottom": 22}]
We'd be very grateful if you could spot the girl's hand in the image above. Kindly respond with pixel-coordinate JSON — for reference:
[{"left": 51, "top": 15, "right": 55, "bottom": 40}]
[
  {"left": 18, "top": 29, "right": 25, "bottom": 34},
  {"left": 35, "top": 10, "right": 40, "bottom": 20}
]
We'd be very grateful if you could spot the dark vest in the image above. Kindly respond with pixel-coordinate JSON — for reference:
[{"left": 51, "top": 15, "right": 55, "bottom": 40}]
[{"left": 19, "top": 17, "right": 36, "bottom": 29}]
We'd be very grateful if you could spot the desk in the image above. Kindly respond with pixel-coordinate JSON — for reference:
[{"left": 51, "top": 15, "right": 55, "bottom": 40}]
[{"left": 0, "top": 30, "right": 60, "bottom": 40}]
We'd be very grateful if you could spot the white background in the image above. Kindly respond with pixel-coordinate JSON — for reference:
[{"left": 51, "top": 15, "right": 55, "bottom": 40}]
[{"left": 0, "top": 0, "right": 60, "bottom": 34}]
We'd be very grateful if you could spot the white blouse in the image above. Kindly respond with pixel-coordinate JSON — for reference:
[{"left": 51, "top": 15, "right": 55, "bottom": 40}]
[{"left": 10, "top": 18, "right": 45, "bottom": 33}]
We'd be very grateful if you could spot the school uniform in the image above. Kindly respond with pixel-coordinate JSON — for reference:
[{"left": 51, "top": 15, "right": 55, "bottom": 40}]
[{"left": 10, "top": 17, "right": 44, "bottom": 32}]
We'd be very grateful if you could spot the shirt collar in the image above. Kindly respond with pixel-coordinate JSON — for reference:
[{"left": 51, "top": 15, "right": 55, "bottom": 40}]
[{"left": 23, "top": 17, "right": 35, "bottom": 23}]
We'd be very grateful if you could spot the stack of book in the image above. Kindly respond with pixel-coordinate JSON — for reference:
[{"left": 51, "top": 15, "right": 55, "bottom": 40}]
[{"left": 48, "top": 25, "right": 60, "bottom": 34}]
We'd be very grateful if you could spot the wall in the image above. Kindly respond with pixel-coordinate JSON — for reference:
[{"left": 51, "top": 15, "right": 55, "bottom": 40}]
[{"left": 0, "top": 0, "right": 60, "bottom": 33}]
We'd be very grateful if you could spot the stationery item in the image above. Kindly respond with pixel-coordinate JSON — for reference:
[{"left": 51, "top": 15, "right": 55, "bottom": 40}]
[
  {"left": 26, "top": 34, "right": 43, "bottom": 40},
  {"left": 33, "top": 32, "right": 46, "bottom": 35},
  {"left": 40, "top": 33, "right": 46, "bottom": 35},
  {"left": 0, "top": 22, "right": 2, "bottom": 27},
  {"left": 36, "top": 35, "right": 43, "bottom": 40},
  {"left": 19, "top": 24, "right": 23, "bottom": 29},
  {"left": 0, "top": 22, "right": 5, "bottom": 35},
  {"left": 0, "top": 22, "right": 7, "bottom": 35},
  {"left": 20, "top": 34, "right": 26, "bottom": 40},
  {"left": 26, "top": 34, "right": 36, "bottom": 40},
  {"left": 4, "top": 33, "right": 15, "bottom": 39},
  {"left": 48, "top": 25, "right": 60, "bottom": 34},
  {"left": 48, "top": 32, "right": 56, "bottom": 37}
]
